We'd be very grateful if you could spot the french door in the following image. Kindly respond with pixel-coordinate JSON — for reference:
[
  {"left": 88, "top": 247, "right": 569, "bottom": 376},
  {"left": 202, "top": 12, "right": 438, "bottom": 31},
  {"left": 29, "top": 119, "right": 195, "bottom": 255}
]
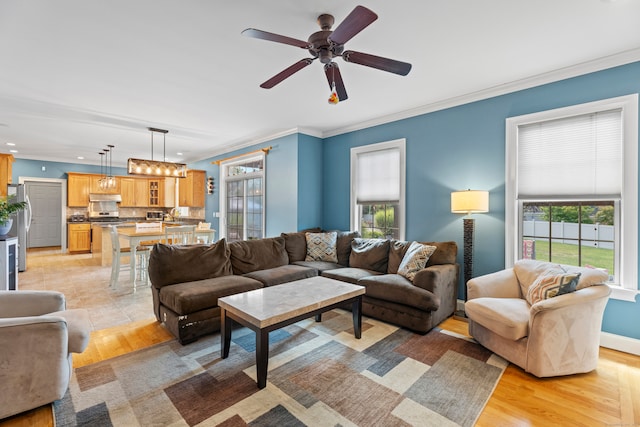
[{"left": 220, "top": 155, "right": 265, "bottom": 241}]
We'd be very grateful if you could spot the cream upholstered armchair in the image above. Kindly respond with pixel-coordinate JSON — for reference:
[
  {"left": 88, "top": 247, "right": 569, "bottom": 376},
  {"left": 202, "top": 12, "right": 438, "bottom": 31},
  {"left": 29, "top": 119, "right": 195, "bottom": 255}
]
[
  {"left": 0, "top": 291, "right": 91, "bottom": 419},
  {"left": 465, "top": 259, "right": 611, "bottom": 377}
]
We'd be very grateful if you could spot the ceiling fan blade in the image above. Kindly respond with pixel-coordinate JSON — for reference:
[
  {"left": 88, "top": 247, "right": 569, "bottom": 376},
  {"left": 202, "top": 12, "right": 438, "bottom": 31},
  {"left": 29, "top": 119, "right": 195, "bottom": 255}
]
[
  {"left": 242, "top": 28, "right": 311, "bottom": 49},
  {"left": 324, "top": 62, "right": 348, "bottom": 102},
  {"left": 328, "top": 5, "right": 378, "bottom": 46},
  {"left": 260, "top": 58, "right": 314, "bottom": 89},
  {"left": 342, "top": 50, "right": 412, "bottom": 76}
]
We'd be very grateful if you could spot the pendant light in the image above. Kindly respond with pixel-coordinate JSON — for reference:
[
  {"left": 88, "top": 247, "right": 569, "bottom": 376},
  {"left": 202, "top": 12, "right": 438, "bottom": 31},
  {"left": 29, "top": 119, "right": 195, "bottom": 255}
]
[{"left": 127, "top": 127, "right": 187, "bottom": 178}]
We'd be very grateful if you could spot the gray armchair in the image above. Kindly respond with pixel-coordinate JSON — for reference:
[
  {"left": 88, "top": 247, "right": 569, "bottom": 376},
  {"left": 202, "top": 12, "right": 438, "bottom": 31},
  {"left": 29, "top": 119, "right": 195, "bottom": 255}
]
[
  {"left": 0, "top": 291, "right": 91, "bottom": 419},
  {"left": 465, "top": 260, "right": 611, "bottom": 377}
]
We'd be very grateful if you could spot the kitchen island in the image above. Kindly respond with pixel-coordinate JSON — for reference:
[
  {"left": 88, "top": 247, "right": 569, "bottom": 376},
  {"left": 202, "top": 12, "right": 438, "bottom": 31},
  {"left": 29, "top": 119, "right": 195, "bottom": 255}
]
[{"left": 91, "top": 221, "right": 215, "bottom": 267}]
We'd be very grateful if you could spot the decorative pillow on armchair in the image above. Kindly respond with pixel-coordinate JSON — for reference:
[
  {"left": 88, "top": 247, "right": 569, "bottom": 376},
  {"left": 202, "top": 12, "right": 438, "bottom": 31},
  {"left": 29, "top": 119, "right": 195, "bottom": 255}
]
[
  {"left": 397, "top": 241, "right": 437, "bottom": 282},
  {"left": 526, "top": 268, "right": 582, "bottom": 305},
  {"left": 305, "top": 232, "right": 338, "bottom": 263}
]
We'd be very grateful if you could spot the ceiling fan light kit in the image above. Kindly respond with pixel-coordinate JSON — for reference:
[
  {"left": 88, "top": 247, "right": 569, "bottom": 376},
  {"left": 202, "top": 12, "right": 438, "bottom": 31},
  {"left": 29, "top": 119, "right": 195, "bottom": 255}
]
[
  {"left": 242, "top": 5, "right": 412, "bottom": 103},
  {"left": 127, "top": 128, "right": 187, "bottom": 178}
]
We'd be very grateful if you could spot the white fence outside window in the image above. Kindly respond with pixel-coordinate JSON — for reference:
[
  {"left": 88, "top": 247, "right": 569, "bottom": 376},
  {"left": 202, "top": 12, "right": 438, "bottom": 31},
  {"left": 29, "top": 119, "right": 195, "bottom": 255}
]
[{"left": 523, "top": 220, "right": 614, "bottom": 250}]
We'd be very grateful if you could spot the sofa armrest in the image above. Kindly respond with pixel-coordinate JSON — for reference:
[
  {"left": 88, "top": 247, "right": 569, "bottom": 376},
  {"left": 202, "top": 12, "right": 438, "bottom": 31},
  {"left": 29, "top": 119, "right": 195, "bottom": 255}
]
[
  {"left": 0, "top": 316, "right": 71, "bottom": 419},
  {"left": 526, "top": 284, "right": 611, "bottom": 377},
  {"left": 413, "top": 264, "right": 458, "bottom": 296},
  {"left": 0, "top": 290, "right": 66, "bottom": 318},
  {"left": 467, "top": 268, "right": 521, "bottom": 300}
]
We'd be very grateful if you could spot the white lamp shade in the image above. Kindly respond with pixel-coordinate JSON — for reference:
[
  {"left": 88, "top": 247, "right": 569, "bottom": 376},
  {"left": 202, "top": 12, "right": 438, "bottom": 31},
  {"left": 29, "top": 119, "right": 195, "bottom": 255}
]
[{"left": 451, "top": 190, "right": 489, "bottom": 214}]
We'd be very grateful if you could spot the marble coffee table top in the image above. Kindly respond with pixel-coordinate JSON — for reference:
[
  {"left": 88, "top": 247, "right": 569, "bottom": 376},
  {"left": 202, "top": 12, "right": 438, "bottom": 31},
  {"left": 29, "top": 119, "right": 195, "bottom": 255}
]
[{"left": 218, "top": 276, "right": 365, "bottom": 328}]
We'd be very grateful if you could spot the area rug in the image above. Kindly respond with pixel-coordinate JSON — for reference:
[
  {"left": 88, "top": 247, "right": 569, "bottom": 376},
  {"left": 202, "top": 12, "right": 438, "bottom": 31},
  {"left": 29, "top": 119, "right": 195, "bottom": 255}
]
[{"left": 54, "top": 310, "right": 507, "bottom": 427}]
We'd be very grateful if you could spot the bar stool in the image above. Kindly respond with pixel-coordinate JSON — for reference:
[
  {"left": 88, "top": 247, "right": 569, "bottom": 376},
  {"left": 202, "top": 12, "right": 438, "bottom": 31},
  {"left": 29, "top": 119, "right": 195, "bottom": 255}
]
[
  {"left": 109, "top": 226, "right": 151, "bottom": 288},
  {"left": 164, "top": 225, "right": 196, "bottom": 245}
]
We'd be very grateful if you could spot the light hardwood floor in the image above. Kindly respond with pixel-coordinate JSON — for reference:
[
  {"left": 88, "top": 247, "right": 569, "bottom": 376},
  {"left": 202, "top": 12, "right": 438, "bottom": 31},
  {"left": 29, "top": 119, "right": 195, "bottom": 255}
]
[{"left": 2, "top": 250, "right": 639, "bottom": 426}]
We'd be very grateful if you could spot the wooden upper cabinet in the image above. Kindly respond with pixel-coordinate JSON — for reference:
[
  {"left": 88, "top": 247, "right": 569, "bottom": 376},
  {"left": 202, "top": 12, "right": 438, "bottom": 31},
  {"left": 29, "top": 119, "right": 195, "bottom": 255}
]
[
  {"left": 67, "top": 173, "right": 91, "bottom": 207},
  {"left": 178, "top": 170, "right": 205, "bottom": 207},
  {"left": 0, "top": 154, "right": 14, "bottom": 197},
  {"left": 90, "top": 175, "right": 120, "bottom": 194},
  {"left": 120, "top": 177, "right": 148, "bottom": 207},
  {"left": 163, "top": 178, "right": 176, "bottom": 207}
]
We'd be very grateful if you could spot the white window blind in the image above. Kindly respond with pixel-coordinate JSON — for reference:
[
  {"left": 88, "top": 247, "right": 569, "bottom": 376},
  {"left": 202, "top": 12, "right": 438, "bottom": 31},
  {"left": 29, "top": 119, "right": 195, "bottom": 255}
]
[
  {"left": 355, "top": 148, "right": 400, "bottom": 203},
  {"left": 517, "top": 109, "right": 622, "bottom": 198}
]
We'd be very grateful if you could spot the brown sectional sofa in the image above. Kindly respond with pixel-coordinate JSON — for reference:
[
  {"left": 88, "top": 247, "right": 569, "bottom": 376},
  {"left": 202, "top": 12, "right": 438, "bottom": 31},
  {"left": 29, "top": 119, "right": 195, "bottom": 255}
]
[{"left": 148, "top": 231, "right": 458, "bottom": 344}]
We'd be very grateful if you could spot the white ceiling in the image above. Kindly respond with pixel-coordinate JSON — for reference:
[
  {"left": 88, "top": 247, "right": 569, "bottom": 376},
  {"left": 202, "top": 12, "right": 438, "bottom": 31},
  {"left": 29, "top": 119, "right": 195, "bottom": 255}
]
[{"left": 1, "top": 0, "right": 640, "bottom": 167}]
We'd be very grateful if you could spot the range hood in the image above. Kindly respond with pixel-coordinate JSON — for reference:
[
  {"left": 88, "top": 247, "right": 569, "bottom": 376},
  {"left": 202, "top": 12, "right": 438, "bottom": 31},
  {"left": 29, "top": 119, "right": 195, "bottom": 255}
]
[{"left": 89, "top": 193, "right": 122, "bottom": 203}]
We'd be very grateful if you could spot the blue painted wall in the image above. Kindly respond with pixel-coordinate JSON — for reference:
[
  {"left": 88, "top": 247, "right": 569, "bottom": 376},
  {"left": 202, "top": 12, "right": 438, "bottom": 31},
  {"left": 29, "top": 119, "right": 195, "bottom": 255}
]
[
  {"left": 322, "top": 61, "right": 640, "bottom": 340},
  {"left": 297, "top": 134, "right": 323, "bottom": 230},
  {"left": 12, "top": 158, "right": 127, "bottom": 181}
]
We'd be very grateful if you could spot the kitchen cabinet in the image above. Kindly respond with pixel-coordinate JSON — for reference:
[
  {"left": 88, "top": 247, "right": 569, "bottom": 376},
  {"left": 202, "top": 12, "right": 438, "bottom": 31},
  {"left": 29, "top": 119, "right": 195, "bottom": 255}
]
[
  {"left": 148, "top": 179, "right": 163, "bottom": 207},
  {"left": 120, "top": 177, "right": 148, "bottom": 207},
  {"left": 0, "top": 154, "right": 14, "bottom": 197},
  {"left": 68, "top": 223, "right": 91, "bottom": 253},
  {"left": 67, "top": 173, "right": 91, "bottom": 207},
  {"left": 178, "top": 170, "right": 205, "bottom": 207}
]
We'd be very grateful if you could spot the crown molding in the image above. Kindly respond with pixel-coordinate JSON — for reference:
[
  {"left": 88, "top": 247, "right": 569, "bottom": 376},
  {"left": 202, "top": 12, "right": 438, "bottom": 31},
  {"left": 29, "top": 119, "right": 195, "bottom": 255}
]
[
  {"left": 323, "top": 48, "right": 640, "bottom": 139},
  {"left": 203, "top": 127, "right": 323, "bottom": 162}
]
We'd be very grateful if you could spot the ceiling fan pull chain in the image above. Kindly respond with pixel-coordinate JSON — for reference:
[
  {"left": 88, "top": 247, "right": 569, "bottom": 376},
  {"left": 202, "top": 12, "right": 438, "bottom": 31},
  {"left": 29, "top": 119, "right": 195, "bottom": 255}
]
[{"left": 328, "top": 65, "right": 339, "bottom": 104}]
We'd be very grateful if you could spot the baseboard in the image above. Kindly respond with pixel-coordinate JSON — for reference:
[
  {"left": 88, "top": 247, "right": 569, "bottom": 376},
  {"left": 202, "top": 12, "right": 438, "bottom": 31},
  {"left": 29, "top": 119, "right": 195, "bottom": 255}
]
[
  {"left": 459, "top": 300, "right": 640, "bottom": 356},
  {"left": 600, "top": 332, "right": 640, "bottom": 356}
]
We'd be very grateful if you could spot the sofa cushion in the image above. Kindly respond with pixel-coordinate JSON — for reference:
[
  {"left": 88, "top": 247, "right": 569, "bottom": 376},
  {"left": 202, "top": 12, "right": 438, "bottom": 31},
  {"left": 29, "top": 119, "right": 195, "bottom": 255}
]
[
  {"left": 293, "top": 260, "right": 342, "bottom": 273},
  {"left": 388, "top": 240, "right": 411, "bottom": 273},
  {"left": 281, "top": 231, "right": 308, "bottom": 263},
  {"left": 349, "top": 238, "right": 390, "bottom": 273},
  {"left": 244, "top": 265, "right": 317, "bottom": 287},
  {"left": 335, "top": 231, "right": 359, "bottom": 266},
  {"left": 397, "top": 242, "right": 437, "bottom": 281},
  {"left": 465, "top": 297, "right": 530, "bottom": 341},
  {"left": 229, "top": 236, "right": 289, "bottom": 274},
  {"left": 305, "top": 232, "right": 338, "bottom": 263},
  {"left": 420, "top": 241, "right": 457, "bottom": 266},
  {"left": 148, "top": 240, "right": 232, "bottom": 288},
  {"left": 159, "top": 275, "right": 263, "bottom": 315},
  {"left": 358, "top": 274, "right": 439, "bottom": 311},
  {"left": 322, "top": 267, "right": 382, "bottom": 285}
]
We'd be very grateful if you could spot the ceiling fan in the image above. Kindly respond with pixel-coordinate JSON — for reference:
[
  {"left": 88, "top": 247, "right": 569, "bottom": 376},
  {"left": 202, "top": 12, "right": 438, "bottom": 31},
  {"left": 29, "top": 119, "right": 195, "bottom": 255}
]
[{"left": 242, "top": 5, "right": 412, "bottom": 103}]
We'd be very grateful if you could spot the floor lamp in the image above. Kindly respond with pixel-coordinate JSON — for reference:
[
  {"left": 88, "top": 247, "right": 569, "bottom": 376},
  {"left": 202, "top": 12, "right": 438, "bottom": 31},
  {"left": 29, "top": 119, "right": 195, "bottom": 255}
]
[{"left": 451, "top": 190, "right": 489, "bottom": 304}]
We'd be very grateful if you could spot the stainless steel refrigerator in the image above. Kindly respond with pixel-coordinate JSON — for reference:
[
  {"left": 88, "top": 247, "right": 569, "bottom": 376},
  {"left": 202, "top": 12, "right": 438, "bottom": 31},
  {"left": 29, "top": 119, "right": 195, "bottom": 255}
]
[{"left": 7, "top": 184, "right": 32, "bottom": 271}]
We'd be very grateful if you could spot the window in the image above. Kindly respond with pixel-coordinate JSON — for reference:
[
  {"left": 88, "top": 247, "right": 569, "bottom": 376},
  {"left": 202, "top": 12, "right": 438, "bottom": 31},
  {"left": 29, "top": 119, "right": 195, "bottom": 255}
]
[
  {"left": 351, "top": 139, "right": 406, "bottom": 240},
  {"left": 506, "top": 94, "right": 638, "bottom": 300},
  {"left": 220, "top": 154, "right": 265, "bottom": 241}
]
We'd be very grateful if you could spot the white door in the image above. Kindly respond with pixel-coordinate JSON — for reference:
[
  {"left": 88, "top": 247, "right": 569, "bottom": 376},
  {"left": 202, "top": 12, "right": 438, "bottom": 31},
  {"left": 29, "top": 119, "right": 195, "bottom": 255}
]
[{"left": 26, "top": 181, "right": 62, "bottom": 248}]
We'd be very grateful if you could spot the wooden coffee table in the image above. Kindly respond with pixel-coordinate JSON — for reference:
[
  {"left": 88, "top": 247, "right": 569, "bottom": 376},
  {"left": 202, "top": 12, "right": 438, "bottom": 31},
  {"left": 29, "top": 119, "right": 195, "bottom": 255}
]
[{"left": 218, "top": 276, "right": 365, "bottom": 389}]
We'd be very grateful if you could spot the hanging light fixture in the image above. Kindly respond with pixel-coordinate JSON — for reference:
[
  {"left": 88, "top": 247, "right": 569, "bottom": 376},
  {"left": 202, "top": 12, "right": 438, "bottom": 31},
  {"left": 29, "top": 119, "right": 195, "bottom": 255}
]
[
  {"left": 127, "top": 128, "right": 187, "bottom": 178},
  {"left": 105, "top": 145, "right": 117, "bottom": 189},
  {"left": 98, "top": 151, "right": 107, "bottom": 190}
]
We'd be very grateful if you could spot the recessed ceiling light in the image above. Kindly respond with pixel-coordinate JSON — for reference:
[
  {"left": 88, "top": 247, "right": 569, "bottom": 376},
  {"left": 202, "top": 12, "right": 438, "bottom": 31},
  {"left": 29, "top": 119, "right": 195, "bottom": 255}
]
[
  {"left": 9, "top": 149, "right": 18, "bottom": 153},
  {"left": 6, "top": 142, "right": 15, "bottom": 146},
  {"left": 176, "top": 152, "right": 183, "bottom": 156},
  {"left": 77, "top": 156, "right": 84, "bottom": 160}
]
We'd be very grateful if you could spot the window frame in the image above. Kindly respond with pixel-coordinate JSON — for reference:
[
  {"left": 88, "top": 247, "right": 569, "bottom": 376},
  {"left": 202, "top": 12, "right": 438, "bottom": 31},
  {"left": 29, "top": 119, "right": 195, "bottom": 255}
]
[
  {"left": 350, "top": 139, "right": 406, "bottom": 240},
  {"left": 505, "top": 94, "right": 638, "bottom": 301},
  {"left": 219, "top": 152, "right": 266, "bottom": 241}
]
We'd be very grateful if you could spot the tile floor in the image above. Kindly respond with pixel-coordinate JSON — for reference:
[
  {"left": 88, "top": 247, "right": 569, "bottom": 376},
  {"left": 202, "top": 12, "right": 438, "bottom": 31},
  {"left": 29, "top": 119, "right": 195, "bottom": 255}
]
[{"left": 18, "top": 247, "right": 155, "bottom": 331}]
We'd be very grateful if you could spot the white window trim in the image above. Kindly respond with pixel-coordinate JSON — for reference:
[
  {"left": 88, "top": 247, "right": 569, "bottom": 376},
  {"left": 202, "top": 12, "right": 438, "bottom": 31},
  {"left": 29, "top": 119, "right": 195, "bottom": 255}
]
[
  {"left": 219, "top": 152, "right": 266, "bottom": 240},
  {"left": 350, "top": 139, "right": 406, "bottom": 240},
  {"left": 505, "top": 94, "right": 639, "bottom": 301}
]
